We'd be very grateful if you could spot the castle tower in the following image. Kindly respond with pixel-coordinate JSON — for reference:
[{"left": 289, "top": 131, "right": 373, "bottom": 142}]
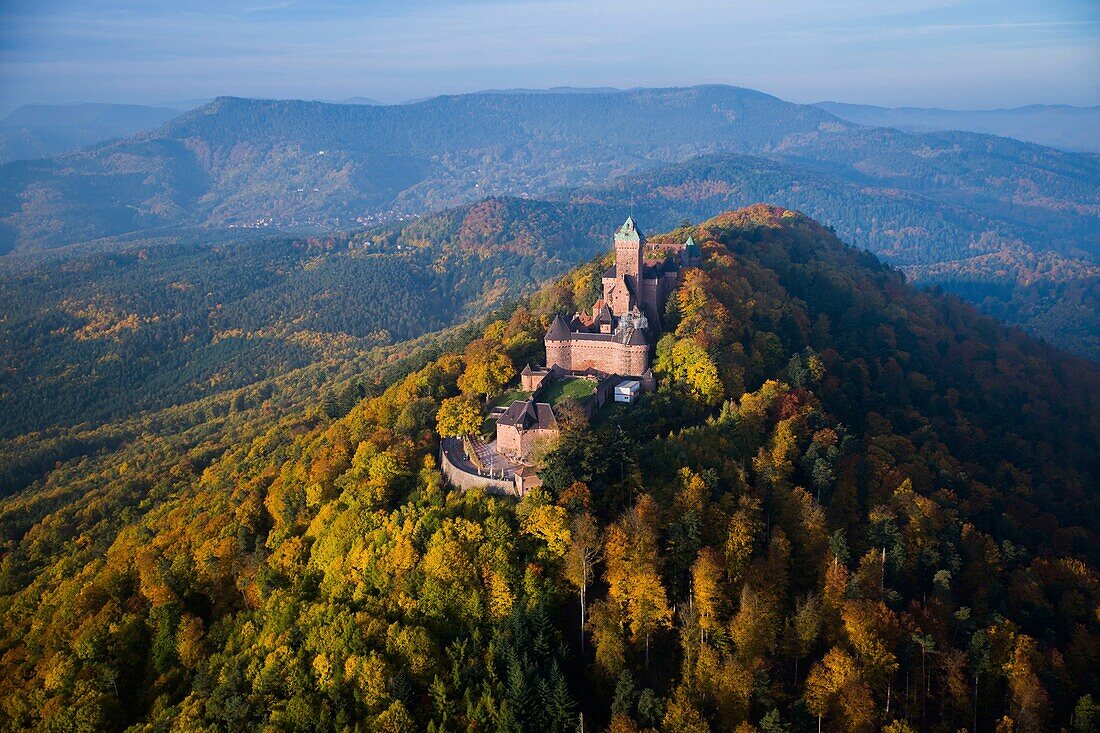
[{"left": 615, "top": 217, "right": 644, "bottom": 280}]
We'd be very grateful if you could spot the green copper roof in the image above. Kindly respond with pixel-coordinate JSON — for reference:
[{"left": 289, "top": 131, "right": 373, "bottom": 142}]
[{"left": 616, "top": 216, "right": 644, "bottom": 241}]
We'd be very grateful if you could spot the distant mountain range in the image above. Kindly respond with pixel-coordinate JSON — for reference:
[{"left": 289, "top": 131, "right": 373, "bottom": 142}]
[
  {"left": 0, "top": 103, "right": 184, "bottom": 163},
  {"left": 815, "top": 101, "right": 1100, "bottom": 152},
  {"left": 0, "top": 85, "right": 1097, "bottom": 358},
  {"left": 0, "top": 98, "right": 388, "bottom": 163}
]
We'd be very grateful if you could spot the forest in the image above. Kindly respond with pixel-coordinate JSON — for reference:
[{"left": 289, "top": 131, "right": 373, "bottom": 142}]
[
  {"left": 0, "top": 198, "right": 620, "bottom": 451},
  {"left": 3, "top": 86, "right": 1099, "bottom": 362},
  {"left": 0, "top": 205, "right": 1096, "bottom": 732}
]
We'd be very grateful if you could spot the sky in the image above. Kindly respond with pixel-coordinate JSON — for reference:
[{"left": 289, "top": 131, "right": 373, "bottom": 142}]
[{"left": 0, "top": 0, "right": 1097, "bottom": 110}]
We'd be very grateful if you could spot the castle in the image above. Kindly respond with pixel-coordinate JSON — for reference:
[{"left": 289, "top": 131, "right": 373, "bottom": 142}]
[
  {"left": 483, "top": 217, "right": 699, "bottom": 489},
  {"left": 542, "top": 216, "right": 698, "bottom": 379}
]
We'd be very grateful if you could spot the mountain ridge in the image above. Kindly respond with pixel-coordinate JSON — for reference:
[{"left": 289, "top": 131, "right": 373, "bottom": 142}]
[
  {"left": 2, "top": 85, "right": 1097, "bottom": 357},
  {"left": 815, "top": 100, "right": 1100, "bottom": 152},
  {"left": 0, "top": 102, "right": 183, "bottom": 163},
  {"left": 1, "top": 205, "right": 1096, "bottom": 731}
]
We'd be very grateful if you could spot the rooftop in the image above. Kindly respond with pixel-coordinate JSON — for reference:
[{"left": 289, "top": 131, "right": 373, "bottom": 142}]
[
  {"left": 616, "top": 216, "right": 643, "bottom": 241},
  {"left": 497, "top": 400, "right": 557, "bottom": 431}
]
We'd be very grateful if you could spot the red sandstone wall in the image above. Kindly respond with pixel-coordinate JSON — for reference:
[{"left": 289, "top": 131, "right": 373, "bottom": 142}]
[
  {"left": 546, "top": 337, "right": 647, "bottom": 376},
  {"left": 603, "top": 277, "right": 632, "bottom": 315},
  {"left": 497, "top": 423, "right": 522, "bottom": 456}
]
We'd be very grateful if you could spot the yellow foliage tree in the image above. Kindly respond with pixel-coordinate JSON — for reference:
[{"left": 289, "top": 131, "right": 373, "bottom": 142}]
[
  {"left": 457, "top": 338, "right": 515, "bottom": 403},
  {"left": 436, "top": 395, "right": 483, "bottom": 438},
  {"left": 521, "top": 503, "right": 572, "bottom": 557},
  {"left": 691, "top": 548, "right": 725, "bottom": 643}
]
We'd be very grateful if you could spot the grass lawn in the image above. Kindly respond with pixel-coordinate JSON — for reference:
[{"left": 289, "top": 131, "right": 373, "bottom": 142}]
[
  {"left": 541, "top": 377, "right": 596, "bottom": 405},
  {"left": 490, "top": 387, "right": 531, "bottom": 409}
]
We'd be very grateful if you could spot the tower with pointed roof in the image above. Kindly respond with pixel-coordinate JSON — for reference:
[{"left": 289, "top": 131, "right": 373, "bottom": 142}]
[
  {"left": 615, "top": 216, "right": 644, "bottom": 280},
  {"left": 542, "top": 217, "right": 694, "bottom": 379},
  {"left": 603, "top": 216, "right": 644, "bottom": 315}
]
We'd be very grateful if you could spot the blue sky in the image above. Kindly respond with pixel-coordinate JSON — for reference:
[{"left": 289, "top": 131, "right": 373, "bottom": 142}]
[{"left": 0, "top": 0, "right": 1097, "bottom": 109}]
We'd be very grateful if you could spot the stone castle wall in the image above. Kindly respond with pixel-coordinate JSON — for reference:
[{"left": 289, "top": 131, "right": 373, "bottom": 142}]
[
  {"left": 603, "top": 276, "right": 633, "bottom": 315},
  {"left": 521, "top": 368, "right": 553, "bottom": 392},
  {"left": 440, "top": 445, "right": 517, "bottom": 496},
  {"left": 546, "top": 337, "right": 648, "bottom": 376},
  {"left": 497, "top": 424, "right": 556, "bottom": 461}
]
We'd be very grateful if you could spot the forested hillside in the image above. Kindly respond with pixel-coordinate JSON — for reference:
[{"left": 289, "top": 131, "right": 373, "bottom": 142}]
[
  {"left": 565, "top": 155, "right": 1100, "bottom": 359},
  {"left": 2, "top": 86, "right": 1097, "bottom": 359},
  {"left": 0, "top": 198, "right": 634, "bottom": 489},
  {"left": 3, "top": 181, "right": 1096, "bottom": 488},
  {"left": 1, "top": 206, "right": 1096, "bottom": 732}
]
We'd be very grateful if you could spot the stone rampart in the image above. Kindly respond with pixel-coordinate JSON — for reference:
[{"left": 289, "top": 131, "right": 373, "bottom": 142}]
[{"left": 440, "top": 444, "right": 517, "bottom": 496}]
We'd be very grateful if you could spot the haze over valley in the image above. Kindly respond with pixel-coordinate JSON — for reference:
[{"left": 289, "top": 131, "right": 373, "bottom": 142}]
[{"left": 2, "top": 86, "right": 1098, "bottom": 359}]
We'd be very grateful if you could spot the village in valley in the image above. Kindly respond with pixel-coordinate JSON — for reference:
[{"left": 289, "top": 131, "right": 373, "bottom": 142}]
[{"left": 439, "top": 217, "right": 700, "bottom": 496}]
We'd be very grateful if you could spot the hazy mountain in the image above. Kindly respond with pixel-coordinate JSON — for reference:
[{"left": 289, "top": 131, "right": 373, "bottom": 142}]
[
  {"left": 338, "top": 96, "right": 386, "bottom": 105},
  {"left": 471, "top": 86, "right": 624, "bottom": 95},
  {"left": 1, "top": 85, "right": 1097, "bottom": 356},
  {"left": 0, "top": 103, "right": 182, "bottom": 163},
  {"left": 0, "top": 85, "right": 856, "bottom": 252},
  {"left": 153, "top": 98, "right": 214, "bottom": 110},
  {"left": 400, "top": 87, "right": 623, "bottom": 104},
  {"left": 815, "top": 100, "right": 1100, "bottom": 152},
  {"left": 2, "top": 85, "right": 1096, "bottom": 256}
]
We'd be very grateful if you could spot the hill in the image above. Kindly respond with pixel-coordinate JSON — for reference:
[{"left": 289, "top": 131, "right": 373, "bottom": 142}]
[
  {"left": 0, "top": 103, "right": 182, "bottom": 163},
  {"left": 4, "top": 86, "right": 1095, "bottom": 363},
  {"left": 0, "top": 206, "right": 1096, "bottom": 732},
  {"left": 2, "top": 180, "right": 1096, "bottom": 465},
  {"left": 563, "top": 155, "right": 1100, "bottom": 359},
  {"left": 2, "top": 86, "right": 1096, "bottom": 361},
  {"left": 815, "top": 101, "right": 1100, "bottom": 153},
  {"left": 2, "top": 86, "right": 1096, "bottom": 257},
  {"left": 0, "top": 198, "right": 627, "bottom": 449}
]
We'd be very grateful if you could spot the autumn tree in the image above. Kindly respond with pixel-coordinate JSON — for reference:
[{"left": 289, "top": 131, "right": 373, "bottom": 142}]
[
  {"left": 1005, "top": 635, "right": 1050, "bottom": 733},
  {"left": 458, "top": 338, "right": 515, "bottom": 403},
  {"left": 436, "top": 395, "right": 483, "bottom": 438},
  {"left": 518, "top": 488, "right": 572, "bottom": 558},
  {"left": 729, "top": 584, "right": 778, "bottom": 663},
  {"left": 604, "top": 497, "right": 674, "bottom": 667},
  {"left": 655, "top": 336, "right": 725, "bottom": 406},
  {"left": 724, "top": 497, "right": 762, "bottom": 587},
  {"left": 805, "top": 647, "right": 876, "bottom": 732},
  {"left": 691, "top": 548, "right": 725, "bottom": 643},
  {"left": 564, "top": 512, "right": 600, "bottom": 650}
]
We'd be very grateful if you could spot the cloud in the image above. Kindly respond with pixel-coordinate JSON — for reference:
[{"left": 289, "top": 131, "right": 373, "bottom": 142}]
[{"left": 0, "top": 0, "right": 1096, "bottom": 107}]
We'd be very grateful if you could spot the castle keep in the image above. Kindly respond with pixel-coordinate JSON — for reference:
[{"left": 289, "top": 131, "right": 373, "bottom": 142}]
[
  {"left": 543, "top": 217, "right": 697, "bottom": 377},
  {"left": 464, "top": 217, "right": 700, "bottom": 494}
]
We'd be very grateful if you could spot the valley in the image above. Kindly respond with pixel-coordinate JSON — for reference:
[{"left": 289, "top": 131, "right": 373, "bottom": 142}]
[{"left": 2, "top": 86, "right": 1097, "bottom": 362}]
